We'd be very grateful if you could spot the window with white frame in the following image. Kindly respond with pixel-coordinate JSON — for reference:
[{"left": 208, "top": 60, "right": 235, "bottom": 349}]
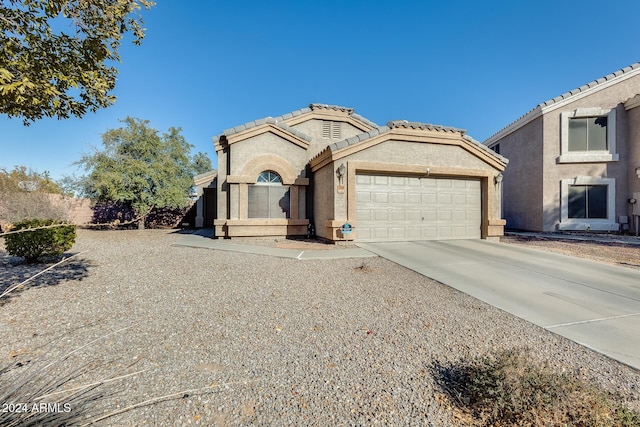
[
  {"left": 248, "top": 171, "right": 290, "bottom": 219},
  {"left": 559, "top": 108, "right": 618, "bottom": 163},
  {"left": 560, "top": 177, "right": 617, "bottom": 231}
]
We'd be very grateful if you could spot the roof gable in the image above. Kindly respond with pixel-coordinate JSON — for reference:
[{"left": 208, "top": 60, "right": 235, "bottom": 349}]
[
  {"left": 280, "top": 103, "right": 378, "bottom": 132},
  {"left": 212, "top": 103, "right": 377, "bottom": 151},
  {"left": 310, "top": 120, "right": 507, "bottom": 171},
  {"left": 484, "top": 62, "right": 640, "bottom": 146},
  {"left": 213, "top": 118, "right": 312, "bottom": 151}
]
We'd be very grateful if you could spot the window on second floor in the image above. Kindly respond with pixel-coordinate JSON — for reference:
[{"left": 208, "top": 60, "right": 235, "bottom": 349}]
[
  {"left": 558, "top": 108, "right": 618, "bottom": 163},
  {"left": 568, "top": 116, "right": 607, "bottom": 152}
]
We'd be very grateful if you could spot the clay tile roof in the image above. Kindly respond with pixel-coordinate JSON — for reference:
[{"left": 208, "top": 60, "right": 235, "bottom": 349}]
[
  {"left": 386, "top": 120, "right": 466, "bottom": 134},
  {"left": 214, "top": 116, "right": 312, "bottom": 143}
]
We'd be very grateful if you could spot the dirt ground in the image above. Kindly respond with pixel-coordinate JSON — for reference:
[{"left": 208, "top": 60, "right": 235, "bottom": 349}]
[{"left": 500, "top": 234, "right": 640, "bottom": 270}]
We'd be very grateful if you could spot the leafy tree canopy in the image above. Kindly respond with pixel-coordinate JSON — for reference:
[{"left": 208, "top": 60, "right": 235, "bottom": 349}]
[
  {"left": 192, "top": 151, "right": 213, "bottom": 175},
  {"left": 0, "top": 165, "right": 63, "bottom": 194},
  {"left": 76, "top": 117, "right": 211, "bottom": 228},
  {"left": 0, "top": 0, "right": 155, "bottom": 123}
]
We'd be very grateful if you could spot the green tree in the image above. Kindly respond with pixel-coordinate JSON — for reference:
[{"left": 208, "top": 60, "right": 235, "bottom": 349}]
[
  {"left": 192, "top": 151, "right": 213, "bottom": 175},
  {"left": 77, "top": 117, "right": 208, "bottom": 229},
  {"left": 0, "top": 0, "right": 155, "bottom": 124}
]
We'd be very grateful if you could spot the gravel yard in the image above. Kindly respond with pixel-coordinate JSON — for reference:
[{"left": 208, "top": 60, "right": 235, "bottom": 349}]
[
  {"left": 1, "top": 229, "right": 639, "bottom": 425},
  {"left": 501, "top": 233, "right": 640, "bottom": 270}
]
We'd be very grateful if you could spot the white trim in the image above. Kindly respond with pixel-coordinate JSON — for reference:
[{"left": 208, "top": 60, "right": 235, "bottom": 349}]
[
  {"left": 559, "top": 177, "right": 618, "bottom": 231},
  {"left": 558, "top": 108, "right": 618, "bottom": 163}
]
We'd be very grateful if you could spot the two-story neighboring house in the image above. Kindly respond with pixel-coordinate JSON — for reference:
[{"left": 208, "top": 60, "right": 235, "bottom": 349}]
[{"left": 484, "top": 63, "right": 640, "bottom": 233}]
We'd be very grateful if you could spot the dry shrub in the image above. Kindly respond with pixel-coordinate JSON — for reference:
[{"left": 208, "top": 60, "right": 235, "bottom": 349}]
[
  {"left": 432, "top": 348, "right": 640, "bottom": 426},
  {"left": 0, "top": 192, "right": 68, "bottom": 231}
]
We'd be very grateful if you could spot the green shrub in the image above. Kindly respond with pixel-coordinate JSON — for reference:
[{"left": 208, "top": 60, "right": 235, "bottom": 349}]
[
  {"left": 433, "top": 348, "right": 640, "bottom": 426},
  {"left": 4, "top": 219, "right": 76, "bottom": 263}
]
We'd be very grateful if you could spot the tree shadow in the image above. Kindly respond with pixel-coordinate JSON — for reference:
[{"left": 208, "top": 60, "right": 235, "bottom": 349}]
[{"left": 0, "top": 251, "right": 95, "bottom": 306}]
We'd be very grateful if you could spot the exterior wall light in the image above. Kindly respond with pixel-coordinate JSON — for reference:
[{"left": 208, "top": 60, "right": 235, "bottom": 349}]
[
  {"left": 494, "top": 173, "right": 503, "bottom": 185},
  {"left": 636, "top": 167, "right": 640, "bottom": 178},
  {"left": 629, "top": 198, "right": 637, "bottom": 204},
  {"left": 336, "top": 163, "right": 346, "bottom": 184}
]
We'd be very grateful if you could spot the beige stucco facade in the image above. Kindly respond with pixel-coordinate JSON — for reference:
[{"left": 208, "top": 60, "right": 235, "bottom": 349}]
[
  {"left": 212, "top": 104, "right": 507, "bottom": 241},
  {"left": 485, "top": 63, "right": 640, "bottom": 233}
]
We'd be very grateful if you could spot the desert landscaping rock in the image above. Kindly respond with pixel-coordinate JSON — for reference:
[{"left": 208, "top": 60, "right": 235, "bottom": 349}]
[{"left": 1, "top": 230, "right": 639, "bottom": 425}]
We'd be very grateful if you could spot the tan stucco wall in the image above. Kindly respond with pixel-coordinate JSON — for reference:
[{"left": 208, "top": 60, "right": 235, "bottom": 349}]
[
  {"left": 628, "top": 105, "right": 640, "bottom": 196},
  {"left": 495, "top": 117, "right": 544, "bottom": 231},
  {"left": 291, "top": 119, "right": 367, "bottom": 158},
  {"left": 343, "top": 139, "right": 498, "bottom": 172},
  {"left": 627, "top": 104, "right": 640, "bottom": 232},
  {"left": 216, "top": 147, "right": 229, "bottom": 222},
  {"left": 312, "top": 164, "right": 335, "bottom": 240},
  {"left": 230, "top": 132, "right": 308, "bottom": 179}
]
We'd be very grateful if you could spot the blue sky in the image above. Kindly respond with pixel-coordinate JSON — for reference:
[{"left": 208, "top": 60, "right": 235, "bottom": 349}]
[{"left": 2, "top": 0, "right": 640, "bottom": 181}]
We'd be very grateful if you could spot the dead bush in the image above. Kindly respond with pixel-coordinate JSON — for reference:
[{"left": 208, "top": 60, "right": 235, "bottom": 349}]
[{"left": 432, "top": 348, "right": 640, "bottom": 426}]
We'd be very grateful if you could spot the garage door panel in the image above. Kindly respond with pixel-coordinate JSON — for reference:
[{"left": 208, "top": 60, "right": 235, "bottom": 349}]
[
  {"left": 356, "top": 174, "right": 481, "bottom": 242},
  {"left": 373, "top": 210, "right": 389, "bottom": 221},
  {"left": 373, "top": 192, "right": 389, "bottom": 203},
  {"left": 407, "top": 227, "right": 422, "bottom": 238},
  {"left": 422, "top": 193, "right": 437, "bottom": 204},
  {"left": 357, "top": 175, "right": 371, "bottom": 185},
  {"left": 390, "top": 192, "right": 406, "bottom": 203},
  {"left": 356, "top": 191, "right": 371, "bottom": 203},
  {"left": 374, "top": 176, "right": 389, "bottom": 185},
  {"left": 372, "top": 227, "right": 389, "bottom": 238},
  {"left": 438, "top": 210, "right": 452, "bottom": 220},
  {"left": 356, "top": 209, "right": 371, "bottom": 221},
  {"left": 390, "top": 210, "right": 406, "bottom": 221},
  {"left": 406, "top": 210, "right": 421, "bottom": 221},
  {"left": 422, "top": 227, "right": 437, "bottom": 238},
  {"left": 390, "top": 227, "right": 405, "bottom": 238},
  {"left": 453, "top": 194, "right": 467, "bottom": 204},
  {"left": 438, "top": 193, "right": 452, "bottom": 204},
  {"left": 407, "top": 193, "right": 422, "bottom": 203}
]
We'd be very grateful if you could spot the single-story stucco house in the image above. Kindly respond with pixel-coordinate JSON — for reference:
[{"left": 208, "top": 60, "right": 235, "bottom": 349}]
[
  {"left": 201, "top": 103, "right": 508, "bottom": 242},
  {"left": 484, "top": 62, "right": 640, "bottom": 233}
]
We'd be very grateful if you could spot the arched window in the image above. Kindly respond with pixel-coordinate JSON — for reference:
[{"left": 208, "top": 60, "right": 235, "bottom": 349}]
[{"left": 248, "top": 171, "right": 290, "bottom": 218}]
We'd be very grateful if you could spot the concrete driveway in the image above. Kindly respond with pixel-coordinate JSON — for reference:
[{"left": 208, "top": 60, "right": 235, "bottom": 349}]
[{"left": 358, "top": 240, "right": 640, "bottom": 370}]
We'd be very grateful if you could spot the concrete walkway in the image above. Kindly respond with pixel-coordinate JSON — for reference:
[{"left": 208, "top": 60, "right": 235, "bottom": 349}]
[
  {"left": 358, "top": 239, "right": 640, "bottom": 370},
  {"left": 173, "top": 230, "right": 377, "bottom": 260}
]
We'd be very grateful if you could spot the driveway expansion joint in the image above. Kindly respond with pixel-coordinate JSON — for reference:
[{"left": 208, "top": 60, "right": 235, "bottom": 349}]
[{"left": 546, "top": 312, "right": 640, "bottom": 329}]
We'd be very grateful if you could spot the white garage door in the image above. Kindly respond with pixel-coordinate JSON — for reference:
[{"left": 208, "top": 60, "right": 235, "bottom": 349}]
[{"left": 355, "top": 174, "right": 481, "bottom": 241}]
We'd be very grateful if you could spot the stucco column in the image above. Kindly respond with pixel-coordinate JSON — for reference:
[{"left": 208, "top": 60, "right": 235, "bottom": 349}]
[
  {"left": 195, "top": 185, "right": 204, "bottom": 228},
  {"left": 290, "top": 186, "right": 299, "bottom": 219},
  {"left": 239, "top": 183, "right": 248, "bottom": 219}
]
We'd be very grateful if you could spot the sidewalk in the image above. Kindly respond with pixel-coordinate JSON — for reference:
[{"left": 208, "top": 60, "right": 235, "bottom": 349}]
[{"left": 173, "top": 229, "right": 377, "bottom": 260}]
